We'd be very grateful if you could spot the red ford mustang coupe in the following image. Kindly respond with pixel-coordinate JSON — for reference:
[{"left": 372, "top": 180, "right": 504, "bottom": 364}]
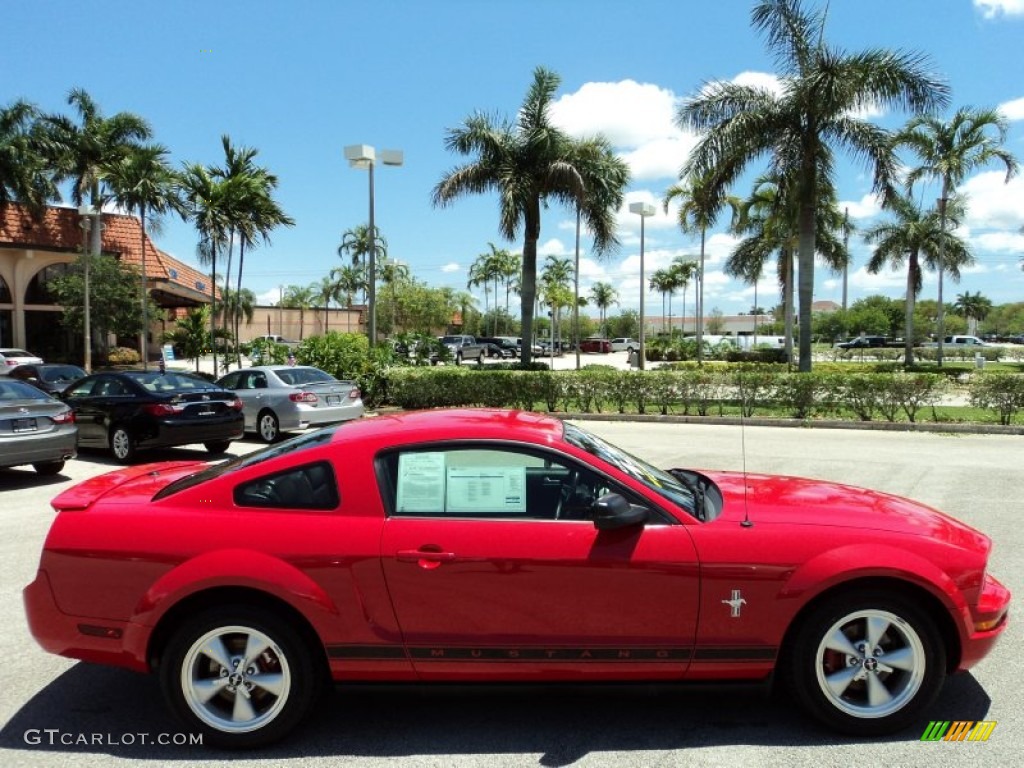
[{"left": 24, "top": 409, "right": 1009, "bottom": 747}]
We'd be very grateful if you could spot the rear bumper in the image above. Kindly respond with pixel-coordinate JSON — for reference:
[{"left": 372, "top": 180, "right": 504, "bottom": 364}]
[
  {"left": 0, "top": 430, "right": 77, "bottom": 468},
  {"left": 140, "top": 415, "right": 244, "bottom": 449},
  {"left": 23, "top": 570, "right": 145, "bottom": 672},
  {"left": 959, "top": 573, "right": 1011, "bottom": 671}
]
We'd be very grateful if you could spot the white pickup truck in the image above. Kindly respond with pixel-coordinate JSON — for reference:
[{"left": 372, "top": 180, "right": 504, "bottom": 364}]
[{"left": 921, "top": 335, "right": 988, "bottom": 348}]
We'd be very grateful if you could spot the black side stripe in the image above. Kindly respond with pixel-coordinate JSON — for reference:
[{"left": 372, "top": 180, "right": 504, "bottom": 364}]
[{"left": 327, "top": 645, "right": 776, "bottom": 663}]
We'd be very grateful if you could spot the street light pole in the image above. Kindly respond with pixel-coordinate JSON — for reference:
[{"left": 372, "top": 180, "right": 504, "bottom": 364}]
[
  {"left": 78, "top": 204, "right": 98, "bottom": 373},
  {"left": 629, "top": 202, "right": 656, "bottom": 371},
  {"left": 344, "top": 145, "right": 403, "bottom": 346}
]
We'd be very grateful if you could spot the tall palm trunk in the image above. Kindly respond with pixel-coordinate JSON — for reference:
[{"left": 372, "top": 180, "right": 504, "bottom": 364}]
[
  {"left": 783, "top": 247, "right": 794, "bottom": 366},
  {"left": 904, "top": 251, "right": 919, "bottom": 366},
  {"left": 234, "top": 239, "right": 247, "bottom": 368},
  {"left": 520, "top": 204, "right": 540, "bottom": 366},
  {"left": 222, "top": 231, "right": 235, "bottom": 361},
  {"left": 209, "top": 242, "right": 218, "bottom": 375},
  {"left": 797, "top": 159, "right": 818, "bottom": 373},
  {"left": 138, "top": 204, "right": 149, "bottom": 369}
]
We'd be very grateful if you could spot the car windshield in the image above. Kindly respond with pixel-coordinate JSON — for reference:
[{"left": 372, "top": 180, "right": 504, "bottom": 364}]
[
  {"left": 273, "top": 368, "right": 336, "bottom": 386},
  {"left": 39, "top": 366, "right": 85, "bottom": 383},
  {"left": 1, "top": 349, "right": 32, "bottom": 357},
  {"left": 562, "top": 422, "right": 696, "bottom": 516},
  {"left": 153, "top": 425, "right": 343, "bottom": 500}
]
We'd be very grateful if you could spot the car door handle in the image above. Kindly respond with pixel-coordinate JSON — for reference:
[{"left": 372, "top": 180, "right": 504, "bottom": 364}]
[{"left": 397, "top": 549, "right": 457, "bottom": 568}]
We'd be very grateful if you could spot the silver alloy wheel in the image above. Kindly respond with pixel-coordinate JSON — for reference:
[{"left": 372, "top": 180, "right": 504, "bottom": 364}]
[
  {"left": 814, "top": 608, "right": 926, "bottom": 719},
  {"left": 180, "top": 624, "right": 292, "bottom": 734},
  {"left": 258, "top": 412, "right": 279, "bottom": 442},
  {"left": 111, "top": 428, "right": 132, "bottom": 461}
]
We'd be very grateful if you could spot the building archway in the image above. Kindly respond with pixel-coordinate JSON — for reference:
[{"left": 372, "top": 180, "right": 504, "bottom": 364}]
[{"left": 0, "top": 272, "right": 12, "bottom": 346}]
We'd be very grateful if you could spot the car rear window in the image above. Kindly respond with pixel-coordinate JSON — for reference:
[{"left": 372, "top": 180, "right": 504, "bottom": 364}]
[
  {"left": 123, "top": 371, "right": 221, "bottom": 392},
  {"left": 1, "top": 349, "right": 32, "bottom": 357},
  {"left": 273, "top": 368, "right": 335, "bottom": 386},
  {"left": 0, "top": 379, "right": 48, "bottom": 400}
]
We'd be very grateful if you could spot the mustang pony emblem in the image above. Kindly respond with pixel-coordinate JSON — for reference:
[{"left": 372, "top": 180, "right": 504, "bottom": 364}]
[{"left": 722, "top": 590, "right": 747, "bottom": 618}]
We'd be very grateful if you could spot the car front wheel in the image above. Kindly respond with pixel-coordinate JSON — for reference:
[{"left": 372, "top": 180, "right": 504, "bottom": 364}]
[
  {"left": 257, "top": 410, "right": 280, "bottom": 443},
  {"left": 205, "top": 440, "right": 231, "bottom": 454},
  {"left": 160, "top": 606, "right": 320, "bottom": 748},
  {"left": 787, "top": 590, "right": 945, "bottom": 735},
  {"left": 109, "top": 425, "right": 137, "bottom": 464}
]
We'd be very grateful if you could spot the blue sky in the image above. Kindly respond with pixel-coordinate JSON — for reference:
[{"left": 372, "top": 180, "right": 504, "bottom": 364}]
[{"left": 5, "top": 0, "right": 1024, "bottom": 317}]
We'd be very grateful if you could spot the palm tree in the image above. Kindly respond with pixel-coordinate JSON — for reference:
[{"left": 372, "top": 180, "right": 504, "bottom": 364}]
[
  {"left": 467, "top": 248, "right": 498, "bottom": 334},
  {"left": 179, "top": 162, "right": 230, "bottom": 373},
  {"left": 213, "top": 136, "right": 294, "bottom": 367},
  {"left": 102, "top": 143, "right": 185, "bottom": 368},
  {"left": 542, "top": 255, "right": 574, "bottom": 348},
  {"left": 163, "top": 306, "right": 211, "bottom": 373},
  {"left": 669, "top": 257, "right": 699, "bottom": 335},
  {"left": 0, "top": 99, "right": 59, "bottom": 217},
  {"left": 953, "top": 291, "right": 993, "bottom": 337},
  {"left": 338, "top": 224, "right": 387, "bottom": 269},
  {"left": 496, "top": 248, "right": 522, "bottom": 330},
  {"left": 589, "top": 282, "right": 618, "bottom": 338},
  {"left": 433, "top": 66, "right": 628, "bottom": 365},
  {"left": 676, "top": 0, "right": 948, "bottom": 371},
  {"left": 218, "top": 286, "right": 256, "bottom": 349},
  {"left": 896, "top": 107, "right": 1019, "bottom": 365},
  {"left": 378, "top": 257, "right": 410, "bottom": 335},
  {"left": 46, "top": 88, "right": 152, "bottom": 253},
  {"left": 649, "top": 269, "right": 674, "bottom": 334},
  {"left": 864, "top": 193, "right": 972, "bottom": 364},
  {"left": 333, "top": 264, "right": 366, "bottom": 332},
  {"left": 45, "top": 88, "right": 152, "bottom": 372},
  {"left": 282, "top": 284, "right": 316, "bottom": 340}
]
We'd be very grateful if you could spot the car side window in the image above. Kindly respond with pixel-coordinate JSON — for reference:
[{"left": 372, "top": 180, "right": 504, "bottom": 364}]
[
  {"left": 380, "top": 447, "right": 618, "bottom": 521},
  {"left": 219, "top": 372, "right": 241, "bottom": 389},
  {"left": 234, "top": 461, "right": 340, "bottom": 510}
]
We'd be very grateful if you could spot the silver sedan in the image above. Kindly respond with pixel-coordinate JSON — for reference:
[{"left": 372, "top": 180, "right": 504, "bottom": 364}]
[
  {"left": 0, "top": 378, "right": 77, "bottom": 475},
  {"left": 216, "top": 365, "right": 363, "bottom": 442}
]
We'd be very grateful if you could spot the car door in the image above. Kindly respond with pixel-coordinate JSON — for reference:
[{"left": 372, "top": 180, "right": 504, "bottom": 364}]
[
  {"left": 378, "top": 444, "right": 700, "bottom": 680},
  {"left": 62, "top": 376, "right": 108, "bottom": 445}
]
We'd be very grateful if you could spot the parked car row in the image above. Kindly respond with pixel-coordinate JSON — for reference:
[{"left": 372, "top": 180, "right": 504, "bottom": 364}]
[{"left": 0, "top": 360, "right": 363, "bottom": 474}]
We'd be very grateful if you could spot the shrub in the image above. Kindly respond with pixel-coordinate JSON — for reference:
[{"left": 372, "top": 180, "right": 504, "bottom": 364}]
[
  {"left": 106, "top": 346, "right": 141, "bottom": 365},
  {"left": 969, "top": 373, "right": 1024, "bottom": 425}
]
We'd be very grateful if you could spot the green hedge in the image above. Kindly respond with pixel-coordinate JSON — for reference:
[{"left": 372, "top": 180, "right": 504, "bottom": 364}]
[{"left": 385, "top": 368, "right": 975, "bottom": 423}]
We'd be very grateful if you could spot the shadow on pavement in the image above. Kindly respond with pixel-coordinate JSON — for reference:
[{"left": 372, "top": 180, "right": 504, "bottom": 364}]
[{"left": 0, "top": 663, "right": 991, "bottom": 763}]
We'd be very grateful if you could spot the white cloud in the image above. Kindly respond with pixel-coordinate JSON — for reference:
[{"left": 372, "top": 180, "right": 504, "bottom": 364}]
[
  {"left": 440, "top": 262, "right": 461, "bottom": 273},
  {"left": 973, "top": 230, "right": 1024, "bottom": 252},
  {"left": 731, "top": 71, "right": 783, "bottom": 94},
  {"left": 975, "top": 0, "right": 1024, "bottom": 18},
  {"left": 538, "top": 238, "right": 570, "bottom": 257},
  {"left": 256, "top": 288, "right": 280, "bottom": 305},
  {"left": 550, "top": 79, "right": 698, "bottom": 182},
  {"left": 840, "top": 193, "right": 884, "bottom": 220},
  {"left": 998, "top": 96, "right": 1024, "bottom": 121},
  {"left": 961, "top": 170, "right": 1024, "bottom": 229},
  {"left": 849, "top": 265, "right": 908, "bottom": 293}
]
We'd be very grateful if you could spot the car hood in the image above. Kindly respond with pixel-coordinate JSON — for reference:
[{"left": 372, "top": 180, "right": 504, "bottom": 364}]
[
  {"left": 704, "top": 470, "right": 989, "bottom": 549},
  {"left": 51, "top": 461, "right": 207, "bottom": 511}
]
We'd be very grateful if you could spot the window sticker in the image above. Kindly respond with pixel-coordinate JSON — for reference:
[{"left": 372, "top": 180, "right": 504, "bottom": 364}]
[
  {"left": 396, "top": 452, "right": 447, "bottom": 513},
  {"left": 446, "top": 466, "right": 526, "bottom": 514}
]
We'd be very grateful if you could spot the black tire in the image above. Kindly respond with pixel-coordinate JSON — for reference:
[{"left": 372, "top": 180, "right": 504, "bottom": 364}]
[
  {"left": 159, "top": 606, "right": 321, "bottom": 749},
  {"left": 109, "top": 425, "right": 137, "bottom": 464},
  {"left": 33, "top": 461, "right": 65, "bottom": 476},
  {"left": 786, "top": 589, "right": 945, "bottom": 735},
  {"left": 455, "top": 351, "right": 463, "bottom": 366},
  {"left": 257, "top": 410, "right": 280, "bottom": 443},
  {"left": 204, "top": 440, "right": 231, "bottom": 455}
]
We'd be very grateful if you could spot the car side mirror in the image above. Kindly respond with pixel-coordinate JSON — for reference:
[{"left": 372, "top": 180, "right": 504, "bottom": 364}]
[{"left": 592, "top": 493, "right": 648, "bottom": 531}]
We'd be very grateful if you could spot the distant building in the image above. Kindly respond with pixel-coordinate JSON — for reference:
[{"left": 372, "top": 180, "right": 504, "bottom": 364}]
[{"left": 0, "top": 203, "right": 213, "bottom": 361}]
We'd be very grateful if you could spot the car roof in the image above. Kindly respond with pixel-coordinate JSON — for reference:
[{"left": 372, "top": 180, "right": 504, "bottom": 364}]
[{"left": 328, "top": 408, "right": 565, "bottom": 449}]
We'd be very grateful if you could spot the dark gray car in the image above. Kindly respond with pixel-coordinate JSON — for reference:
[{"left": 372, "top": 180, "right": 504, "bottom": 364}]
[{"left": 0, "top": 378, "right": 77, "bottom": 475}]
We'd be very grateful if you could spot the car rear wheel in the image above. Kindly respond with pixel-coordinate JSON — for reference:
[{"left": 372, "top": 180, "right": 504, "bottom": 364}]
[
  {"left": 109, "top": 425, "right": 137, "bottom": 464},
  {"left": 205, "top": 440, "right": 231, "bottom": 454},
  {"left": 787, "top": 590, "right": 945, "bottom": 735},
  {"left": 257, "top": 410, "right": 280, "bottom": 443},
  {"left": 160, "top": 606, "right": 320, "bottom": 748},
  {"left": 33, "top": 461, "right": 65, "bottom": 476}
]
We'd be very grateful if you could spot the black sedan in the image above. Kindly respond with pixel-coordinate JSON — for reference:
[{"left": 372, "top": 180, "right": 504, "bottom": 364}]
[
  {"left": 60, "top": 370, "right": 244, "bottom": 463},
  {"left": 8, "top": 363, "right": 86, "bottom": 395}
]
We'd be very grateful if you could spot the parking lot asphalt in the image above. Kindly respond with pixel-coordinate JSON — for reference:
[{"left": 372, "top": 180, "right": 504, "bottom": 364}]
[{"left": 0, "top": 423, "right": 1020, "bottom": 768}]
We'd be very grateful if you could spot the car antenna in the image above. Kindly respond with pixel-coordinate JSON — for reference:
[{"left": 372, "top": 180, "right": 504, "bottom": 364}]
[{"left": 740, "top": 394, "right": 753, "bottom": 528}]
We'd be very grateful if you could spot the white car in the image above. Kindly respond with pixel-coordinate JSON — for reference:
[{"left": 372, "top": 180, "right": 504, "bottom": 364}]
[
  {"left": 610, "top": 337, "right": 638, "bottom": 352},
  {"left": 0, "top": 348, "right": 44, "bottom": 374}
]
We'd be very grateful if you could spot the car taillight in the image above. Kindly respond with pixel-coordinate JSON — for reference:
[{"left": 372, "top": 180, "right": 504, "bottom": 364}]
[
  {"left": 52, "top": 409, "right": 75, "bottom": 424},
  {"left": 348, "top": 389, "right": 360, "bottom": 399},
  {"left": 4, "top": 360, "right": 16, "bottom": 366},
  {"left": 289, "top": 391, "right": 318, "bottom": 404},
  {"left": 143, "top": 403, "right": 185, "bottom": 416},
  {"left": 230, "top": 397, "right": 244, "bottom": 411}
]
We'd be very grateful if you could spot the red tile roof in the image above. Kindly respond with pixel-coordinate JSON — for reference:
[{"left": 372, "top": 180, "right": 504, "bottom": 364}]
[{"left": 0, "top": 203, "right": 216, "bottom": 299}]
